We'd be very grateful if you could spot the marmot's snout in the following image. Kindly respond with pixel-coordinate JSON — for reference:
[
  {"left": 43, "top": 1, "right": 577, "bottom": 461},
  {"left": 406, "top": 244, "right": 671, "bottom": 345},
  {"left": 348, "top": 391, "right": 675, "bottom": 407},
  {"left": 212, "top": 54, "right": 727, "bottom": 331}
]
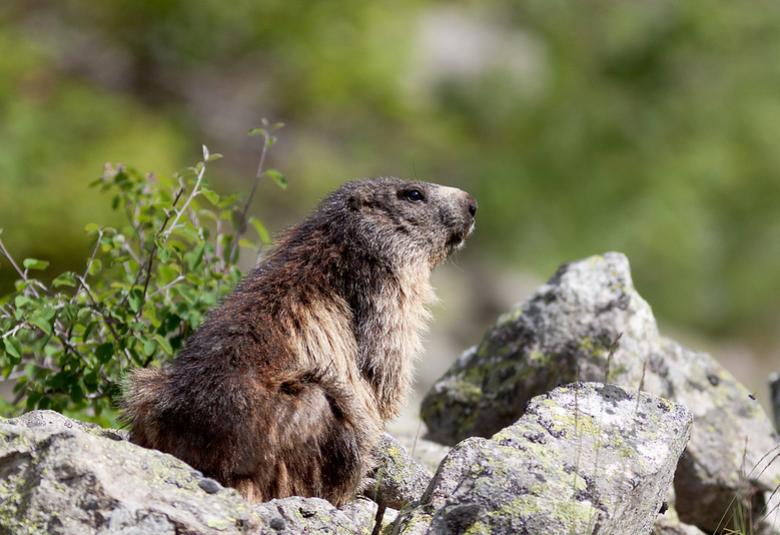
[{"left": 442, "top": 187, "right": 477, "bottom": 250}]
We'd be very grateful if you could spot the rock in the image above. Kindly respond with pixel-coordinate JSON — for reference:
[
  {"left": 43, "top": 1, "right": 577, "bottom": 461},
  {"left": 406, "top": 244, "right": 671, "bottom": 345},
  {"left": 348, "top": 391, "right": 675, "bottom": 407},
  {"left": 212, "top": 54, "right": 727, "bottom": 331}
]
[
  {"left": 653, "top": 517, "right": 707, "bottom": 535},
  {"left": 393, "top": 383, "right": 693, "bottom": 535},
  {"left": 0, "top": 410, "right": 378, "bottom": 534},
  {"left": 421, "top": 252, "right": 780, "bottom": 533},
  {"left": 393, "top": 432, "right": 451, "bottom": 474},
  {"left": 363, "top": 433, "right": 432, "bottom": 509},
  {"left": 653, "top": 487, "right": 706, "bottom": 535},
  {"left": 254, "top": 496, "right": 378, "bottom": 534},
  {"left": 771, "top": 373, "right": 780, "bottom": 432}
]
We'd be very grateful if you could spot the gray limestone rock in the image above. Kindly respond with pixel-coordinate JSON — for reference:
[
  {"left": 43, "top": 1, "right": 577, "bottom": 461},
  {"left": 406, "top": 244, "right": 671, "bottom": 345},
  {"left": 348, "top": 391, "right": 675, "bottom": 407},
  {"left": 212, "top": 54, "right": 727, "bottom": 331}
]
[
  {"left": 653, "top": 517, "right": 707, "bottom": 535},
  {"left": 363, "top": 433, "right": 432, "bottom": 509},
  {"left": 421, "top": 252, "right": 780, "bottom": 533},
  {"left": 0, "top": 410, "right": 377, "bottom": 534},
  {"left": 392, "top": 433, "right": 451, "bottom": 474},
  {"left": 254, "top": 496, "right": 378, "bottom": 534},
  {"left": 394, "top": 382, "right": 693, "bottom": 535}
]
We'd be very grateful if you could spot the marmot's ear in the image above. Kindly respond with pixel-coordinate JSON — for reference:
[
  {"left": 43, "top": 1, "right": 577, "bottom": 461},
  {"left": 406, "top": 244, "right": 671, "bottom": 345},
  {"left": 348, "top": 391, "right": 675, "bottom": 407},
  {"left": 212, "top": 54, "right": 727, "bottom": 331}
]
[{"left": 347, "top": 192, "right": 366, "bottom": 211}]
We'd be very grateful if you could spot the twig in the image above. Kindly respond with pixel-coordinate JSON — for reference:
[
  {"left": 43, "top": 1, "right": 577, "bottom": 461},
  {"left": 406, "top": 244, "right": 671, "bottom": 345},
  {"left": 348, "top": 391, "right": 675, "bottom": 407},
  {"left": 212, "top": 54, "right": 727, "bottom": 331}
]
[
  {"left": 150, "top": 275, "right": 185, "bottom": 298},
  {"left": 76, "top": 275, "right": 133, "bottom": 363},
  {"left": 585, "top": 333, "right": 622, "bottom": 534},
  {"left": 634, "top": 358, "right": 647, "bottom": 413},
  {"left": 0, "top": 237, "right": 40, "bottom": 298},
  {"left": 119, "top": 182, "right": 185, "bottom": 312},
  {"left": 123, "top": 243, "right": 142, "bottom": 265},
  {"left": 2, "top": 323, "right": 28, "bottom": 339},
  {"left": 72, "top": 230, "right": 103, "bottom": 305},
  {"left": 371, "top": 502, "right": 387, "bottom": 535},
  {"left": 215, "top": 218, "right": 225, "bottom": 271},
  {"left": 161, "top": 161, "right": 207, "bottom": 242},
  {"left": 229, "top": 132, "right": 271, "bottom": 263},
  {"left": 0, "top": 237, "right": 25, "bottom": 281},
  {"left": 604, "top": 333, "right": 622, "bottom": 384}
]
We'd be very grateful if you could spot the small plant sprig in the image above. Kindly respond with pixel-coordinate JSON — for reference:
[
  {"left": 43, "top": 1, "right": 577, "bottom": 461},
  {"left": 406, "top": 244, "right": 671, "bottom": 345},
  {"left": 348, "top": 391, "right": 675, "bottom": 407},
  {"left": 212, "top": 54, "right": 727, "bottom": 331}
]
[{"left": 0, "top": 123, "right": 285, "bottom": 423}]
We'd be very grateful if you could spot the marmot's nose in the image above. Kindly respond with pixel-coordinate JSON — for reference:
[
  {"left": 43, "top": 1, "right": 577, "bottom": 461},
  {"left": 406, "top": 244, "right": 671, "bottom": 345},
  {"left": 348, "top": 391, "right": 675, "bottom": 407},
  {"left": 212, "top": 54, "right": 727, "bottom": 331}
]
[{"left": 466, "top": 194, "right": 478, "bottom": 218}]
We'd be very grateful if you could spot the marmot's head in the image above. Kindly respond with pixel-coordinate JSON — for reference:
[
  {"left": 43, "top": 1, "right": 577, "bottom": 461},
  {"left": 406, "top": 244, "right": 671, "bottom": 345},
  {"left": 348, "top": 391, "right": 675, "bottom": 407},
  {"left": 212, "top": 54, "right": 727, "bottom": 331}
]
[{"left": 332, "top": 177, "right": 477, "bottom": 268}]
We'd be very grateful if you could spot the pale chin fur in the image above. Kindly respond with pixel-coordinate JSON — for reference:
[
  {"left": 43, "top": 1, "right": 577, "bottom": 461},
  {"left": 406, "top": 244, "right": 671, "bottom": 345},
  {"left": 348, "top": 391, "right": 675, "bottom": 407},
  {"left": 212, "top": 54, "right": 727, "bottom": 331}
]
[{"left": 455, "top": 222, "right": 475, "bottom": 251}]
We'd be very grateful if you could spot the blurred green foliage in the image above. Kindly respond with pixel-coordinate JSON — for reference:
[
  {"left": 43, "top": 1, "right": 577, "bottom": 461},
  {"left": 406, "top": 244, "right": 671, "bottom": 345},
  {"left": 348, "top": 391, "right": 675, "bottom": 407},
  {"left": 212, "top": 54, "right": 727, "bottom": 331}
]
[
  {"left": 0, "top": 128, "right": 280, "bottom": 423},
  {"left": 1, "top": 1, "right": 779, "bottom": 342}
]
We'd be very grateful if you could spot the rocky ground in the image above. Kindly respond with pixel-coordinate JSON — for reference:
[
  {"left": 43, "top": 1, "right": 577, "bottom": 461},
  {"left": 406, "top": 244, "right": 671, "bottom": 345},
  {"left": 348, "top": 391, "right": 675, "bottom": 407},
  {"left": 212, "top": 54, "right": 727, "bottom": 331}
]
[{"left": 0, "top": 252, "right": 778, "bottom": 534}]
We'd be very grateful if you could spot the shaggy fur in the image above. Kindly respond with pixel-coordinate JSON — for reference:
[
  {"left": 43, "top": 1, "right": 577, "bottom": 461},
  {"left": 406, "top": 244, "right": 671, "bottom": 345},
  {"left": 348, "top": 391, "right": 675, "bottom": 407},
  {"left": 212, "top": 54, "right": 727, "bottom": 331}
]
[{"left": 123, "top": 178, "right": 476, "bottom": 506}]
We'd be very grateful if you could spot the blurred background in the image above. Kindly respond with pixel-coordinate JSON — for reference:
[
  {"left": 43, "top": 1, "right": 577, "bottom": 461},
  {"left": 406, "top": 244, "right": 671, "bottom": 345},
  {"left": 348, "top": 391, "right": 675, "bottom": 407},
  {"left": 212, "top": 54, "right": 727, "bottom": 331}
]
[{"left": 1, "top": 1, "right": 778, "bottom": 420}]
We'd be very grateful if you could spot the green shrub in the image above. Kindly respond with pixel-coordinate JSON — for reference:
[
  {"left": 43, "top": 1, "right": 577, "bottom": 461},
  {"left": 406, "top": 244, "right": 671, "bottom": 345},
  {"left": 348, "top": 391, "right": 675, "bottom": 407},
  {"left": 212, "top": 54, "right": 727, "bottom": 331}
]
[{"left": 0, "top": 123, "right": 285, "bottom": 425}]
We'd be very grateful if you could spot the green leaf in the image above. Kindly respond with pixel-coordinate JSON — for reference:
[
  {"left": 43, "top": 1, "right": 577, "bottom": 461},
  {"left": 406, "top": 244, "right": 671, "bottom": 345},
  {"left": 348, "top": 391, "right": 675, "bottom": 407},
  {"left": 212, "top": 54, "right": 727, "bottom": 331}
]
[
  {"left": 128, "top": 288, "right": 143, "bottom": 314},
  {"left": 249, "top": 217, "right": 271, "bottom": 245},
  {"left": 53, "top": 272, "right": 77, "bottom": 288},
  {"left": 265, "top": 169, "right": 287, "bottom": 190},
  {"left": 154, "top": 334, "right": 173, "bottom": 356},
  {"left": 3, "top": 337, "right": 22, "bottom": 363},
  {"left": 184, "top": 244, "right": 205, "bottom": 270},
  {"left": 70, "top": 383, "right": 84, "bottom": 403},
  {"left": 84, "top": 223, "right": 100, "bottom": 234},
  {"left": 83, "top": 370, "right": 99, "bottom": 392},
  {"left": 22, "top": 258, "right": 49, "bottom": 271},
  {"left": 87, "top": 259, "right": 102, "bottom": 276},
  {"left": 200, "top": 187, "right": 220, "bottom": 206},
  {"left": 14, "top": 295, "right": 32, "bottom": 308},
  {"left": 141, "top": 337, "right": 155, "bottom": 357},
  {"left": 96, "top": 342, "right": 114, "bottom": 364},
  {"left": 206, "top": 153, "right": 223, "bottom": 162},
  {"left": 30, "top": 316, "right": 52, "bottom": 336},
  {"left": 248, "top": 127, "right": 267, "bottom": 137}
]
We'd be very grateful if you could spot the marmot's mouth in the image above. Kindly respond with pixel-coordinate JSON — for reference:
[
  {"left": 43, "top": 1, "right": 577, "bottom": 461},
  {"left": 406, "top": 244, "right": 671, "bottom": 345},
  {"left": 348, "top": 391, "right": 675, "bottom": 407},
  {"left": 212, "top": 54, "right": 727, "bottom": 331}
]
[
  {"left": 446, "top": 233, "right": 465, "bottom": 248},
  {"left": 446, "top": 223, "right": 474, "bottom": 250}
]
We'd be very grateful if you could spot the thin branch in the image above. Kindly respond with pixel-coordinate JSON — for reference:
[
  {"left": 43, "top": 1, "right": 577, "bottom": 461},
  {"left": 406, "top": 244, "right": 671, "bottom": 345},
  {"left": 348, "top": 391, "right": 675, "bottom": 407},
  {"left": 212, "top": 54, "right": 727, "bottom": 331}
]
[
  {"left": 162, "top": 163, "right": 206, "bottom": 242},
  {"left": 72, "top": 230, "right": 103, "bottom": 305},
  {"left": 230, "top": 132, "right": 271, "bottom": 263},
  {"left": 2, "top": 322, "right": 29, "bottom": 339},
  {"left": 138, "top": 183, "right": 187, "bottom": 312},
  {"left": 123, "top": 243, "right": 142, "bottom": 265},
  {"left": 119, "top": 182, "right": 185, "bottom": 311},
  {"left": 76, "top": 275, "right": 128, "bottom": 362},
  {"left": 0, "top": 237, "right": 41, "bottom": 298},
  {"left": 149, "top": 275, "right": 185, "bottom": 298},
  {"left": 215, "top": 218, "right": 225, "bottom": 271},
  {"left": 0, "top": 237, "right": 25, "bottom": 280}
]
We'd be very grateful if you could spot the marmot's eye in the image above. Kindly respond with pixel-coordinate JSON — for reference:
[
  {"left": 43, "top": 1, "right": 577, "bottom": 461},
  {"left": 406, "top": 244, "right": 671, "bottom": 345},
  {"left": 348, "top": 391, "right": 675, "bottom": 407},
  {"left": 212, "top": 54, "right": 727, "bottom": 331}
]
[{"left": 401, "top": 189, "right": 425, "bottom": 203}]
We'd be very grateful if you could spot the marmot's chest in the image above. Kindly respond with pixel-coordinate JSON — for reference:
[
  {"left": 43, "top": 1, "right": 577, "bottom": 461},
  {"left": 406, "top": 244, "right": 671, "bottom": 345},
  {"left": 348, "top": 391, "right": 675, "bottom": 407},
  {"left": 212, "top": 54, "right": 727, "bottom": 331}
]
[
  {"left": 287, "top": 266, "right": 435, "bottom": 416},
  {"left": 380, "top": 265, "right": 435, "bottom": 363}
]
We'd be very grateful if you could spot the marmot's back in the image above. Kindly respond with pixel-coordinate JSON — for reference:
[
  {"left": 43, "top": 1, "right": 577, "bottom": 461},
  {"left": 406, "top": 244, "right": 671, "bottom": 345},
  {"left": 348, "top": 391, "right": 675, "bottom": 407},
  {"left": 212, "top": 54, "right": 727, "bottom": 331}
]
[{"left": 123, "top": 177, "right": 476, "bottom": 505}]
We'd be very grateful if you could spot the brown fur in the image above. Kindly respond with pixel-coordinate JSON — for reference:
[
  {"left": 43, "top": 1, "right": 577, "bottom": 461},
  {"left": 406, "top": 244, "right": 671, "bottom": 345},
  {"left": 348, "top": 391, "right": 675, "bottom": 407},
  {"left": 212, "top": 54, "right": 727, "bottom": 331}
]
[{"left": 123, "top": 178, "right": 476, "bottom": 506}]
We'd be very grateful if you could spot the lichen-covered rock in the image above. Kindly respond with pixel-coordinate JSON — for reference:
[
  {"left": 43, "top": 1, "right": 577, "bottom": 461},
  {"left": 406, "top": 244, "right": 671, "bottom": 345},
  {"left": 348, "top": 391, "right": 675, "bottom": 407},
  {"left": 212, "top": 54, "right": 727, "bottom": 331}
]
[
  {"left": 421, "top": 252, "right": 780, "bottom": 533},
  {"left": 653, "top": 487, "right": 706, "bottom": 535},
  {"left": 363, "top": 433, "right": 432, "bottom": 510},
  {"left": 254, "top": 496, "right": 378, "bottom": 534},
  {"left": 0, "top": 410, "right": 259, "bottom": 534},
  {"left": 392, "top": 433, "right": 450, "bottom": 475},
  {"left": 394, "top": 383, "right": 693, "bottom": 535},
  {"left": 0, "top": 410, "right": 375, "bottom": 534},
  {"left": 653, "top": 517, "right": 707, "bottom": 535}
]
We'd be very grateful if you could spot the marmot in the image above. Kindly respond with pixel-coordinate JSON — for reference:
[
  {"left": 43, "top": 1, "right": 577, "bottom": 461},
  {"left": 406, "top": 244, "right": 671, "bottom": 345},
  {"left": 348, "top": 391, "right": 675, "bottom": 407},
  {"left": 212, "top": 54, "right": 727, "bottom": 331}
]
[{"left": 123, "top": 177, "right": 476, "bottom": 506}]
